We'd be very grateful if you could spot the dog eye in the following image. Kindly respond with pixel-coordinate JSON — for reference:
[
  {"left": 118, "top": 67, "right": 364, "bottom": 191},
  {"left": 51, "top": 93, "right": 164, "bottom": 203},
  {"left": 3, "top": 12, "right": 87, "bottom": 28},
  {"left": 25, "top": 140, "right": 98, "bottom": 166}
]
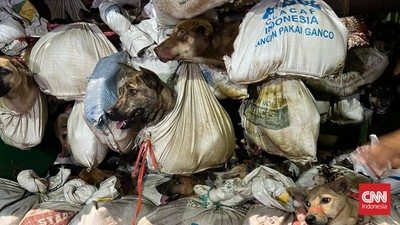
[
  {"left": 128, "top": 88, "right": 137, "bottom": 96},
  {"left": 174, "top": 179, "right": 182, "bottom": 185},
  {"left": 177, "top": 29, "right": 185, "bottom": 38},
  {"left": 0, "top": 68, "right": 11, "bottom": 76},
  {"left": 306, "top": 200, "right": 311, "bottom": 207},
  {"left": 321, "top": 198, "right": 331, "bottom": 204}
]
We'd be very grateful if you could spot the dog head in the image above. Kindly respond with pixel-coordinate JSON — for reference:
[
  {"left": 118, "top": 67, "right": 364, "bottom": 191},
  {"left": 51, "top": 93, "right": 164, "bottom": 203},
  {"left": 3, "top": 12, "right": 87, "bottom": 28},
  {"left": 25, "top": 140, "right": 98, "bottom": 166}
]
[
  {"left": 0, "top": 56, "right": 31, "bottom": 97},
  {"left": 359, "top": 83, "right": 393, "bottom": 114},
  {"left": 371, "top": 21, "right": 400, "bottom": 55},
  {"left": 156, "top": 175, "right": 206, "bottom": 203},
  {"left": 154, "top": 18, "right": 213, "bottom": 63},
  {"left": 288, "top": 177, "right": 352, "bottom": 225},
  {"left": 107, "top": 63, "right": 169, "bottom": 129}
]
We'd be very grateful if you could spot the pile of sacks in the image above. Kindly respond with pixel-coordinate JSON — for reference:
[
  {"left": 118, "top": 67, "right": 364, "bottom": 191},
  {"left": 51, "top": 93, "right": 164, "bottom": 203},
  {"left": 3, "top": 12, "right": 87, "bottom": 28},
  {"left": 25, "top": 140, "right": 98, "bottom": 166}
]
[{"left": 1, "top": 0, "right": 400, "bottom": 224}]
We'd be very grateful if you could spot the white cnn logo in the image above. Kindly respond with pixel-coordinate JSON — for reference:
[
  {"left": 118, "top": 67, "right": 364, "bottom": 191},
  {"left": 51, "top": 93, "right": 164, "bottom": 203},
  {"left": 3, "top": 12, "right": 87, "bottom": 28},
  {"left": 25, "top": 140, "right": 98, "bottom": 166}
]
[{"left": 361, "top": 191, "right": 388, "bottom": 203}]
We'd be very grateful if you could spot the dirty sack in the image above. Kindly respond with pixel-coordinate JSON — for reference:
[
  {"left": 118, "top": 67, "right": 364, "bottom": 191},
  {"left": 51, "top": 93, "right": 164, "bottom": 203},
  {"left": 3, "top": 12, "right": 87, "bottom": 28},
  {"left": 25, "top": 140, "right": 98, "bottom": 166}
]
[
  {"left": 0, "top": 178, "right": 39, "bottom": 225},
  {"left": 63, "top": 176, "right": 120, "bottom": 206},
  {"left": 137, "top": 197, "right": 247, "bottom": 225},
  {"left": 19, "top": 201, "right": 80, "bottom": 225},
  {"left": 194, "top": 165, "right": 296, "bottom": 212},
  {"left": 151, "top": 0, "right": 232, "bottom": 26},
  {"left": 305, "top": 46, "right": 389, "bottom": 96},
  {"left": 0, "top": 89, "right": 47, "bottom": 150},
  {"left": 242, "top": 204, "right": 295, "bottom": 225},
  {"left": 29, "top": 22, "right": 117, "bottom": 101},
  {"left": 295, "top": 164, "right": 371, "bottom": 191},
  {"left": 327, "top": 92, "right": 373, "bottom": 125},
  {"left": 0, "top": 0, "right": 47, "bottom": 55},
  {"left": 225, "top": 0, "right": 348, "bottom": 84},
  {"left": 199, "top": 63, "right": 248, "bottom": 100},
  {"left": 84, "top": 51, "right": 137, "bottom": 153},
  {"left": 136, "top": 62, "right": 236, "bottom": 175},
  {"left": 99, "top": 0, "right": 179, "bottom": 82},
  {"left": 69, "top": 196, "right": 156, "bottom": 225},
  {"left": 240, "top": 78, "right": 319, "bottom": 163},
  {"left": 0, "top": 167, "right": 71, "bottom": 225}
]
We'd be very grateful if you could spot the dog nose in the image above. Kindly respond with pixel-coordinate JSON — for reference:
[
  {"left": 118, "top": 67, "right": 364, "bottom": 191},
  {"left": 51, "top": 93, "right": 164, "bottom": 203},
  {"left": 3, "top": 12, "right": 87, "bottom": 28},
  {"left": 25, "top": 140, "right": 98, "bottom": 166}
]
[
  {"left": 106, "top": 110, "right": 113, "bottom": 118},
  {"left": 154, "top": 46, "right": 159, "bottom": 53},
  {"left": 305, "top": 215, "right": 316, "bottom": 224}
]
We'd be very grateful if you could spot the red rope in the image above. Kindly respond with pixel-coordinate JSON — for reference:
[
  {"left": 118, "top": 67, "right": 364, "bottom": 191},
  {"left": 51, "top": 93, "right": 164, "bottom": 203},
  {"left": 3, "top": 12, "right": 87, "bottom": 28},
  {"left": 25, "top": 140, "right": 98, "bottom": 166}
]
[{"left": 131, "top": 140, "right": 157, "bottom": 225}]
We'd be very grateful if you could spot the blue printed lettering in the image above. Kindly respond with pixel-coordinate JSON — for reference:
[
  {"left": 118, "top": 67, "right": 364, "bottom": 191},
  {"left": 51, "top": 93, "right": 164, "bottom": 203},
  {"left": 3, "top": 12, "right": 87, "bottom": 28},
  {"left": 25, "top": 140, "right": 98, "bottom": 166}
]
[
  {"left": 256, "top": 31, "right": 277, "bottom": 46},
  {"left": 282, "top": 0, "right": 297, "bottom": 8},
  {"left": 263, "top": 7, "right": 275, "bottom": 19},
  {"left": 304, "top": 27, "right": 334, "bottom": 39}
]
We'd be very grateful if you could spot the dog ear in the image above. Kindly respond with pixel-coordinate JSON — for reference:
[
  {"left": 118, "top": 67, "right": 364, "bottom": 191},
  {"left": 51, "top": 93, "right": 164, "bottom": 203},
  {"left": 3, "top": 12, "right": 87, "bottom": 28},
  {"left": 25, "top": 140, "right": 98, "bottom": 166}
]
[
  {"left": 287, "top": 187, "right": 308, "bottom": 203},
  {"left": 191, "top": 21, "right": 213, "bottom": 38},
  {"left": 118, "top": 62, "right": 137, "bottom": 75},
  {"left": 138, "top": 67, "right": 162, "bottom": 91},
  {"left": 10, "top": 58, "right": 32, "bottom": 76},
  {"left": 330, "top": 176, "right": 349, "bottom": 194}
]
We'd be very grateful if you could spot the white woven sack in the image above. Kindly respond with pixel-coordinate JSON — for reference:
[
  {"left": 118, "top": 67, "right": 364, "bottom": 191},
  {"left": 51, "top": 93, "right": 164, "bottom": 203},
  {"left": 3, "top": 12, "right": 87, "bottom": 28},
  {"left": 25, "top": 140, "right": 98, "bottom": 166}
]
[
  {"left": 240, "top": 79, "right": 319, "bottom": 163},
  {"left": 328, "top": 93, "right": 369, "bottom": 125},
  {"left": 242, "top": 205, "right": 295, "bottom": 225},
  {"left": 69, "top": 196, "right": 155, "bottom": 225},
  {"left": 28, "top": 22, "right": 117, "bottom": 101},
  {"left": 19, "top": 201, "right": 80, "bottom": 225},
  {"left": 0, "top": 178, "right": 39, "bottom": 225},
  {"left": 225, "top": 0, "right": 348, "bottom": 84},
  {"left": 295, "top": 164, "right": 371, "bottom": 191},
  {"left": 152, "top": 0, "right": 231, "bottom": 27},
  {"left": 67, "top": 101, "right": 108, "bottom": 168},
  {"left": 0, "top": 90, "right": 47, "bottom": 150},
  {"left": 138, "top": 197, "right": 247, "bottom": 225},
  {"left": 137, "top": 63, "right": 236, "bottom": 175},
  {"left": 305, "top": 47, "right": 389, "bottom": 96}
]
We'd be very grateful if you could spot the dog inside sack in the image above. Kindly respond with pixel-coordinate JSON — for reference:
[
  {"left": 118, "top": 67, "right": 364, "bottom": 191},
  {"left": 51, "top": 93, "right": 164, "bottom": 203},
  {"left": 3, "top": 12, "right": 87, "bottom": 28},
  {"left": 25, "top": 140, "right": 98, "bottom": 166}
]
[
  {"left": 225, "top": 0, "right": 348, "bottom": 84},
  {"left": 137, "top": 63, "right": 236, "bottom": 175}
]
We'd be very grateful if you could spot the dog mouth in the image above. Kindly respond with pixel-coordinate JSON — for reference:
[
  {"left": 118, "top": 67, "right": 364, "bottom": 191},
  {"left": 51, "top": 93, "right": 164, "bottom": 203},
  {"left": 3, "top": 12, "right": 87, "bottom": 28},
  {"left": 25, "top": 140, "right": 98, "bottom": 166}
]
[
  {"left": 111, "top": 108, "right": 145, "bottom": 129},
  {"left": 160, "top": 193, "right": 180, "bottom": 204}
]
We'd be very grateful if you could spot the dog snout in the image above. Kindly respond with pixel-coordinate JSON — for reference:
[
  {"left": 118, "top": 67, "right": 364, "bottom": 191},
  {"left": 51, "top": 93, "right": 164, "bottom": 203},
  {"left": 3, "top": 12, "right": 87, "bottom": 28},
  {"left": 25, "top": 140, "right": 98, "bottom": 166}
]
[
  {"left": 305, "top": 215, "right": 317, "bottom": 225},
  {"left": 106, "top": 110, "right": 113, "bottom": 118},
  {"left": 154, "top": 45, "right": 160, "bottom": 54}
]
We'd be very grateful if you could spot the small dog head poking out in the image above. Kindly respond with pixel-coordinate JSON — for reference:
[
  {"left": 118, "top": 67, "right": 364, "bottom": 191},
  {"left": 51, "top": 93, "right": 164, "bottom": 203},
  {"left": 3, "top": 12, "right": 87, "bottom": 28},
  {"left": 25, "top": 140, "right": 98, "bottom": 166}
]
[
  {"left": 154, "top": 18, "right": 213, "bottom": 63},
  {"left": 287, "top": 177, "right": 362, "bottom": 225},
  {"left": 156, "top": 175, "right": 206, "bottom": 203},
  {"left": 359, "top": 83, "right": 393, "bottom": 115},
  {"left": 154, "top": 18, "right": 240, "bottom": 68},
  {"left": 0, "top": 56, "right": 38, "bottom": 113},
  {"left": 107, "top": 63, "right": 176, "bottom": 129},
  {"left": 0, "top": 57, "right": 30, "bottom": 97}
]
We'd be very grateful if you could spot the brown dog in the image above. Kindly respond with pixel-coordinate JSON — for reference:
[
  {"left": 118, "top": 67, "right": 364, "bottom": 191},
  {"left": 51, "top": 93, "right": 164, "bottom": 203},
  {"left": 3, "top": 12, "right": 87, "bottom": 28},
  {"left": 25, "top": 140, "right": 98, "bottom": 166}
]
[
  {"left": 156, "top": 175, "right": 206, "bottom": 203},
  {"left": 287, "top": 177, "right": 370, "bottom": 225},
  {"left": 0, "top": 56, "right": 38, "bottom": 113},
  {"left": 154, "top": 18, "right": 240, "bottom": 68},
  {"left": 106, "top": 63, "right": 176, "bottom": 129}
]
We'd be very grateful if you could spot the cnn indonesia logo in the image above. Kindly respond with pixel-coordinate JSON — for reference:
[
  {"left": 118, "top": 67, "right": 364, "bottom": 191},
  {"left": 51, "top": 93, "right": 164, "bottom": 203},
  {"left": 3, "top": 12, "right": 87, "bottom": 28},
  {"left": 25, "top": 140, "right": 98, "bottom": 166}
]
[{"left": 359, "top": 183, "right": 391, "bottom": 215}]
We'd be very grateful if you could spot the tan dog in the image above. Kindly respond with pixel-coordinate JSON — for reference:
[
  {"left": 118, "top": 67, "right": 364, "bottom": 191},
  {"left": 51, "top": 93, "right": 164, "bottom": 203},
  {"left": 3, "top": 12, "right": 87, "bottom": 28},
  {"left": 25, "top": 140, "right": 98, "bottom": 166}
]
[
  {"left": 154, "top": 18, "right": 240, "bottom": 68},
  {"left": 0, "top": 56, "right": 38, "bottom": 113},
  {"left": 107, "top": 63, "right": 176, "bottom": 129},
  {"left": 287, "top": 177, "right": 369, "bottom": 225},
  {"left": 156, "top": 175, "right": 206, "bottom": 203}
]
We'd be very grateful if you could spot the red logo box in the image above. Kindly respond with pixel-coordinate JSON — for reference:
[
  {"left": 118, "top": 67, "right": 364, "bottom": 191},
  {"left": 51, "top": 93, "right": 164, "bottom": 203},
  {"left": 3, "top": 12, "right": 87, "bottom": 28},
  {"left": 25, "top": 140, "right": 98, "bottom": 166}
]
[{"left": 359, "top": 183, "right": 391, "bottom": 215}]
